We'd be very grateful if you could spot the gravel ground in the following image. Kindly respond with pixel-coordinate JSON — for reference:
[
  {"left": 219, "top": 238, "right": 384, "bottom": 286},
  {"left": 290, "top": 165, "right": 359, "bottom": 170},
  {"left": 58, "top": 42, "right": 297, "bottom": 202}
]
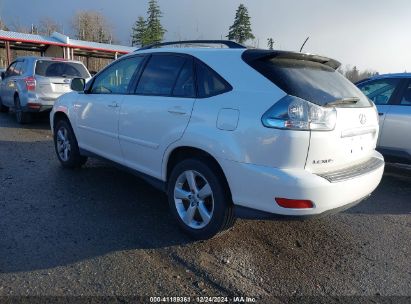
[{"left": 0, "top": 112, "right": 410, "bottom": 302}]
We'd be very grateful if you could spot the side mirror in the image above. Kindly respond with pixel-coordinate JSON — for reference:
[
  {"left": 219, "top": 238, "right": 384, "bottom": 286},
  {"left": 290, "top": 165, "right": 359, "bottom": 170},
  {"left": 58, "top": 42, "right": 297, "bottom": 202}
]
[
  {"left": 70, "top": 78, "right": 85, "bottom": 92},
  {"left": 1, "top": 72, "right": 5, "bottom": 80}
]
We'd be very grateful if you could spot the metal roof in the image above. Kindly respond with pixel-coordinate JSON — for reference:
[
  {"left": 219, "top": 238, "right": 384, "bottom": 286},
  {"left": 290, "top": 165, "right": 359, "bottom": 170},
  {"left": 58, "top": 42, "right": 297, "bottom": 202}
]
[
  {"left": 0, "top": 30, "right": 64, "bottom": 46},
  {"left": 69, "top": 38, "right": 135, "bottom": 54},
  {"left": 0, "top": 30, "right": 135, "bottom": 54}
]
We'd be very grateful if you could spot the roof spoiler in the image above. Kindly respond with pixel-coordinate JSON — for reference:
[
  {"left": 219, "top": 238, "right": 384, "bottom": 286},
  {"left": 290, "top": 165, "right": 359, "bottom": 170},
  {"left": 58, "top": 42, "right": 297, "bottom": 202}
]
[{"left": 242, "top": 49, "right": 341, "bottom": 70}]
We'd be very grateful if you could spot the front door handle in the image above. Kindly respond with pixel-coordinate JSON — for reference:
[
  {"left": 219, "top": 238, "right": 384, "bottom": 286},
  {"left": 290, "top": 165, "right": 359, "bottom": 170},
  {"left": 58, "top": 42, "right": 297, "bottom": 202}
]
[
  {"left": 168, "top": 106, "right": 187, "bottom": 115},
  {"left": 108, "top": 102, "right": 119, "bottom": 108},
  {"left": 378, "top": 112, "right": 384, "bottom": 116}
]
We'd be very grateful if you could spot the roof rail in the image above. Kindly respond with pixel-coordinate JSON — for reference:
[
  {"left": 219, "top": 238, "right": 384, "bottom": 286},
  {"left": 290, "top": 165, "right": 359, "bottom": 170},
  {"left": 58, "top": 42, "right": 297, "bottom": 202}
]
[{"left": 136, "top": 40, "right": 246, "bottom": 51}]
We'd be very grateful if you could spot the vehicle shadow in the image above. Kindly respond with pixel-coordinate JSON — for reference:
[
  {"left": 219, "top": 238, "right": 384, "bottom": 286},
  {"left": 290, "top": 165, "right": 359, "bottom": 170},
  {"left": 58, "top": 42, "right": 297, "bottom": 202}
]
[
  {"left": 344, "top": 164, "right": 411, "bottom": 215},
  {"left": 0, "top": 111, "right": 51, "bottom": 130},
  {"left": 1, "top": 138, "right": 410, "bottom": 273},
  {"left": 0, "top": 139, "right": 192, "bottom": 273}
]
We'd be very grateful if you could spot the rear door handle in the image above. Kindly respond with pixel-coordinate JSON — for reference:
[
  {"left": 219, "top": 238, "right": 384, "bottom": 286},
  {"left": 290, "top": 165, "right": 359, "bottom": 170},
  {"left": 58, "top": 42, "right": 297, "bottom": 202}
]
[
  {"left": 108, "top": 102, "right": 119, "bottom": 108},
  {"left": 168, "top": 106, "right": 187, "bottom": 115},
  {"left": 378, "top": 113, "right": 384, "bottom": 116}
]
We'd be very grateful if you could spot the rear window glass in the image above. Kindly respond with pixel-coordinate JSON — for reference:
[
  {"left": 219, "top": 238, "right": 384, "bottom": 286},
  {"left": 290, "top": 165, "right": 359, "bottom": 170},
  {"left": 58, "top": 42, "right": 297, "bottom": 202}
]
[
  {"left": 247, "top": 58, "right": 372, "bottom": 107},
  {"left": 35, "top": 60, "right": 89, "bottom": 78},
  {"left": 136, "top": 55, "right": 186, "bottom": 96},
  {"left": 172, "top": 59, "right": 195, "bottom": 98}
]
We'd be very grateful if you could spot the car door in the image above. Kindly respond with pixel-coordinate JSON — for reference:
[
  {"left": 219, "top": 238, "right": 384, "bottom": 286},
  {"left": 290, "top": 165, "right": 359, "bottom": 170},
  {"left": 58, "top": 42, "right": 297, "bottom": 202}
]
[
  {"left": 119, "top": 53, "right": 196, "bottom": 178},
  {"left": 74, "top": 55, "right": 145, "bottom": 164},
  {"left": 378, "top": 79, "right": 411, "bottom": 160},
  {"left": 357, "top": 78, "right": 403, "bottom": 146}
]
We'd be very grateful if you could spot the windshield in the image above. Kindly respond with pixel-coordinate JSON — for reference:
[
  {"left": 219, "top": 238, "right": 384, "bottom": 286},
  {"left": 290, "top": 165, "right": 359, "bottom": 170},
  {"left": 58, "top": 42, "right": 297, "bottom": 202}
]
[
  {"left": 35, "top": 60, "right": 90, "bottom": 78},
  {"left": 247, "top": 58, "right": 372, "bottom": 108}
]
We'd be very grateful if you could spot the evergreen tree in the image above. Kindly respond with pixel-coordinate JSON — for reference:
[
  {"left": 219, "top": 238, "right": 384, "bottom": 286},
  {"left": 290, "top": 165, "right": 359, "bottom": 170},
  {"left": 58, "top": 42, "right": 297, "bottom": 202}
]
[
  {"left": 130, "top": 0, "right": 165, "bottom": 47},
  {"left": 267, "top": 38, "right": 274, "bottom": 50},
  {"left": 227, "top": 4, "right": 255, "bottom": 44},
  {"left": 131, "top": 16, "right": 147, "bottom": 46},
  {"left": 145, "top": 0, "right": 166, "bottom": 45}
]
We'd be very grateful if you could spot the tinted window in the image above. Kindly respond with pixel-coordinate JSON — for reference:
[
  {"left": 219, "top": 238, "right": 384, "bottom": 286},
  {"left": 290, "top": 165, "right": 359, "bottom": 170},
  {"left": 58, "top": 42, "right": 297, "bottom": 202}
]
[
  {"left": 172, "top": 59, "right": 195, "bottom": 97},
  {"left": 91, "top": 56, "right": 144, "bottom": 94},
  {"left": 136, "top": 55, "right": 186, "bottom": 96},
  {"left": 357, "top": 78, "right": 400, "bottom": 105},
  {"left": 35, "top": 60, "right": 90, "bottom": 78},
  {"left": 6, "top": 62, "right": 17, "bottom": 77},
  {"left": 14, "top": 62, "right": 23, "bottom": 75},
  {"left": 247, "top": 58, "right": 372, "bottom": 107},
  {"left": 400, "top": 82, "right": 411, "bottom": 106},
  {"left": 196, "top": 61, "right": 231, "bottom": 98}
]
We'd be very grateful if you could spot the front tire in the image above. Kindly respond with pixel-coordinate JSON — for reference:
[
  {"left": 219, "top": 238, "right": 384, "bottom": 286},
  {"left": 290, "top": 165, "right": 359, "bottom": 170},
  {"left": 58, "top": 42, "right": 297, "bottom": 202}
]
[
  {"left": 167, "top": 158, "right": 235, "bottom": 240},
  {"left": 54, "top": 119, "right": 87, "bottom": 168}
]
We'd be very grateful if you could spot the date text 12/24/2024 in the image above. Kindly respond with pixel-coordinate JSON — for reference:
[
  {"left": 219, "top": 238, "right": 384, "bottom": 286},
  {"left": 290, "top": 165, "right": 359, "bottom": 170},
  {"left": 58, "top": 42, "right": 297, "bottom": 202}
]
[{"left": 149, "top": 296, "right": 257, "bottom": 303}]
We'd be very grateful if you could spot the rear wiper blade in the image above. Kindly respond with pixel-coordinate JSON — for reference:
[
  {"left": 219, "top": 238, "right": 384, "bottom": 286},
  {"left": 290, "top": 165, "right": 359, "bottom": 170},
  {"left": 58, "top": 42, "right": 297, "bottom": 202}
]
[{"left": 324, "top": 97, "right": 360, "bottom": 107}]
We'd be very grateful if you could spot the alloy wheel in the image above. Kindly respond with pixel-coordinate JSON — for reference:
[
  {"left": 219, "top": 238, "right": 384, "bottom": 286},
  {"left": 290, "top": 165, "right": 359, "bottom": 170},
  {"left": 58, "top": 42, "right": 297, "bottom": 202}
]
[
  {"left": 56, "top": 127, "right": 71, "bottom": 162},
  {"left": 174, "top": 170, "right": 214, "bottom": 229}
]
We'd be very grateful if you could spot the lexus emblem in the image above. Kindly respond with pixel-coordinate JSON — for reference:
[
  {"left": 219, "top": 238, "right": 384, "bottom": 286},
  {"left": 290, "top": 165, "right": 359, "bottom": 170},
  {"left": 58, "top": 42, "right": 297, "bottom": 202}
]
[{"left": 359, "top": 113, "right": 367, "bottom": 125}]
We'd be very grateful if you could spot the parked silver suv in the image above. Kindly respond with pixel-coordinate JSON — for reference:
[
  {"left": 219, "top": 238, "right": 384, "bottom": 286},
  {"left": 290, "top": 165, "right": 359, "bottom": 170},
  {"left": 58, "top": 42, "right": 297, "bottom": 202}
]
[{"left": 0, "top": 56, "right": 90, "bottom": 123}]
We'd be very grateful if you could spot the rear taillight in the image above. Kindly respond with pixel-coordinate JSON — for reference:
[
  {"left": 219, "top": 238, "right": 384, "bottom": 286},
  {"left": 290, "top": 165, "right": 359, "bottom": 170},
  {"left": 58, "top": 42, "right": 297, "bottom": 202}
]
[
  {"left": 24, "top": 76, "right": 36, "bottom": 91},
  {"left": 275, "top": 198, "right": 314, "bottom": 209},
  {"left": 262, "top": 95, "right": 337, "bottom": 131}
]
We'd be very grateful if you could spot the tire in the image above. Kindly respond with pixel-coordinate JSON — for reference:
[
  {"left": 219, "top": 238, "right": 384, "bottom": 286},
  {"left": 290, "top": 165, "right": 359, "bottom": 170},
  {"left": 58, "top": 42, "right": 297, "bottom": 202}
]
[
  {"left": 14, "top": 95, "right": 31, "bottom": 124},
  {"left": 167, "top": 158, "right": 236, "bottom": 240},
  {"left": 53, "top": 119, "right": 87, "bottom": 168},
  {"left": 0, "top": 97, "right": 9, "bottom": 113}
]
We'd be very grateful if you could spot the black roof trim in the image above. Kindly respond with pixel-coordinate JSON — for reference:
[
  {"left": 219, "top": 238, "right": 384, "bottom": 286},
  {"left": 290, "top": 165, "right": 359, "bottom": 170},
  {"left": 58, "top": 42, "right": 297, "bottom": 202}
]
[
  {"left": 137, "top": 40, "right": 246, "bottom": 51},
  {"left": 242, "top": 49, "right": 341, "bottom": 70}
]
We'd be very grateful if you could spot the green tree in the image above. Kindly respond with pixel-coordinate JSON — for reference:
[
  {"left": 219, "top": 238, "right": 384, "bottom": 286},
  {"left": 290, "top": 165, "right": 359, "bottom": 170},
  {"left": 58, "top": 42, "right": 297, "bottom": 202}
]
[
  {"left": 267, "top": 38, "right": 274, "bottom": 50},
  {"left": 131, "top": 0, "right": 165, "bottom": 47},
  {"left": 131, "top": 16, "right": 147, "bottom": 46},
  {"left": 227, "top": 4, "right": 255, "bottom": 44},
  {"left": 145, "top": 0, "right": 166, "bottom": 45}
]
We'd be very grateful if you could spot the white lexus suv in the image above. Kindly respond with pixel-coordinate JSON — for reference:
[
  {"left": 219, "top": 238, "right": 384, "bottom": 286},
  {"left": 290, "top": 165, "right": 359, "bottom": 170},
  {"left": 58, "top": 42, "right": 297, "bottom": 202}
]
[{"left": 50, "top": 40, "right": 384, "bottom": 239}]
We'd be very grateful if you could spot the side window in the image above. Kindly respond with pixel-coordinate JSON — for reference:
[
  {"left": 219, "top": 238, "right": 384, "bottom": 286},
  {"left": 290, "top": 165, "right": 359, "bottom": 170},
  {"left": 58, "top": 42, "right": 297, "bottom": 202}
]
[
  {"left": 196, "top": 60, "right": 231, "bottom": 98},
  {"left": 358, "top": 78, "right": 400, "bottom": 105},
  {"left": 399, "top": 82, "right": 411, "bottom": 106},
  {"left": 14, "top": 62, "right": 22, "bottom": 76},
  {"left": 136, "top": 54, "right": 186, "bottom": 96},
  {"left": 91, "top": 56, "right": 144, "bottom": 94},
  {"left": 5, "top": 62, "right": 17, "bottom": 78},
  {"left": 172, "top": 58, "right": 195, "bottom": 98}
]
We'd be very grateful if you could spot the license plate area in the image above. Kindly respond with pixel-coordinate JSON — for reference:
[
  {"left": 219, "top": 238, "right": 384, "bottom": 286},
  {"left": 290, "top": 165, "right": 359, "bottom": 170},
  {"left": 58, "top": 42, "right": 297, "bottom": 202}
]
[{"left": 343, "top": 133, "right": 374, "bottom": 158}]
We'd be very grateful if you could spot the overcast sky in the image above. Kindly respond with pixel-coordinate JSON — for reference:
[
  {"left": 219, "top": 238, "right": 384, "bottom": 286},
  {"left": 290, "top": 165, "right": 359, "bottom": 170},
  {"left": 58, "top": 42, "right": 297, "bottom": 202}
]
[{"left": 1, "top": 0, "right": 410, "bottom": 73}]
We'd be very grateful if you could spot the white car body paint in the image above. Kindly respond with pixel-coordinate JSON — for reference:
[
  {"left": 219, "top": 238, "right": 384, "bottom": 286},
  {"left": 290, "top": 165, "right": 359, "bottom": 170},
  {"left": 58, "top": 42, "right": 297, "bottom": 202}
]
[{"left": 51, "top": 47, "right": 384, "bottom": 217}]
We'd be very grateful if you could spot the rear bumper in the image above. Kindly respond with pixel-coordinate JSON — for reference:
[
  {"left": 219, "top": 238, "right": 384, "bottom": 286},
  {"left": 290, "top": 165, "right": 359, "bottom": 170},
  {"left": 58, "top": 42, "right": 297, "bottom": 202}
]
[
  {"left": 234, "top": 196, "right": 368, "bottom": 220},
  {"left": 218, "top": 151, "right": 384, "bottom": 217},
  {"left": 22, "top": 96, "right": 56, "bottom": 112},
  {"left": 23, "top": 104, "right": 53, "bottom": 112}
]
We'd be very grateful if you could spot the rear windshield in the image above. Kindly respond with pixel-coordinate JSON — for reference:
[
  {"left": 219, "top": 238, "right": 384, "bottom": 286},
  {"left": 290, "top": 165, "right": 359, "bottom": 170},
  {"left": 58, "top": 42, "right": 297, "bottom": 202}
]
[
  {"left": 35, "top": 60, "right": 89, "bottom": 78},
  {"left": 247, "top": 58, "right": 372, "bottom": 107}
]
